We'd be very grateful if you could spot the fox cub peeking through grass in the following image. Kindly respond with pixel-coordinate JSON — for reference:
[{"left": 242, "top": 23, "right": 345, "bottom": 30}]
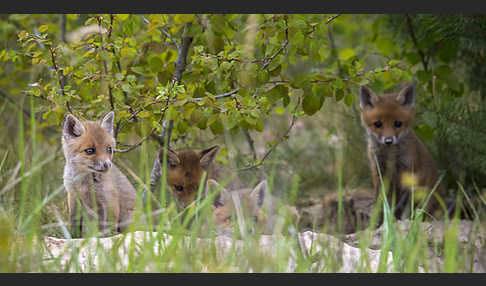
[
  {"left": 149, "top": 145, "right": 242, "bottom": 210},
  {"left": 359, "top": 83, "right": 447, "bottom": 220},
  {"left": 62, "top": 111, "right": 137, "bottom": 237},
  {"left": 208, "top": 179, "right": 300, "bottom": 236}
]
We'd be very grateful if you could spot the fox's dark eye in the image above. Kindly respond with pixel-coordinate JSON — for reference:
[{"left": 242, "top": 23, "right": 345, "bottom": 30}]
[
  {"left": 174, "top": 185, "right": 183, "bottom": 192},
  {"left": 84, "top": 148, "right": 95, "bottom": 155},
  {"left": 107, "top": 146, "right": 112, "bottom": 153},
  {"left": 168, "top": 163, "right": 177, "bottom": 169},
  {"left": 394, "top": 120, "right": 402, "bottom": 128},
  {"left": 374, "top": 121, "right": 382, "bottom": 128}
]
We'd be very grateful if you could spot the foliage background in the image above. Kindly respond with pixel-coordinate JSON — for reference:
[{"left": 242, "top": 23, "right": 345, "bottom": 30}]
[{"left": 0, "top": 14, "right": 485, "bottom": 237}]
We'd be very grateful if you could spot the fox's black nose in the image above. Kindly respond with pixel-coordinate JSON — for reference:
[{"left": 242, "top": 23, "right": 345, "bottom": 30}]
[
  {"left": 103, "top": 161, "right": 112, "bottom": 169},
  {"left": 175, "top": 185, "right": 184, "bottom": 192},
  {"left": 384, "top": 137, "right": 393, "bottom": 145}
]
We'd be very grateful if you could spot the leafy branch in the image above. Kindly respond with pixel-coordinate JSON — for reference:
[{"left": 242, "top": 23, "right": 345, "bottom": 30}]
[
  {"left": 48, "top": 44, "right": 72, "bottom": 113},
  {"left": 406, "top": 14, "right": 429, "bottom": 73}
]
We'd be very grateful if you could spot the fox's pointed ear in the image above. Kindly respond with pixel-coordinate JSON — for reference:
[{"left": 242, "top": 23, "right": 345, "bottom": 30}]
[
  {"left": 200, "top": 145, "right": 219, "bottom": 168},
  {"left": 100, "top": 111, "right": 115, "bottom": 137},
  {"left": 63, "top": 114, "right": 85, "bottom": 139},
  {"left": 164, "top": 148, "right": 180, "bottom": 167},
  {"left": 208, "top": 179, "right": 228, "bottom": 208},
  {"left": 250, "top": 180, "right": 268, "bottom": 208},
  {"left": 359, "top": 85, "right": 379, "bottom": 109},
  {"left": 396, "top": 83, "right": 416, "bottom": 109}
]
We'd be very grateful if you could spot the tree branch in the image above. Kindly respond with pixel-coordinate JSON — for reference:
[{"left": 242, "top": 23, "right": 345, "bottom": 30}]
[
  {"left": 406, "top": 14, "right": 429, "bottom": 73},
  {"left": 325, "top": 14, "right": 341, "bottom": 24},
  {"left": 115, "top": 100, "right": 170, "bottom": 153},
  {"left": 243, "top": 130, "right": 257, "bottom": 162},
  {"left": 141, "top": 19, "right": 194, "bottom": 193},
  {"left": 48, "top": 45, "right": 72, "bottom": 113},
  {"left": 172, "top": 23, "right": 193, "bottom": 87},
  {"left": 261, "top": 27, "right": 288, "bottom": 71},
  {"left": 97, "top": 16, "right": 115, "bottom": 111}
]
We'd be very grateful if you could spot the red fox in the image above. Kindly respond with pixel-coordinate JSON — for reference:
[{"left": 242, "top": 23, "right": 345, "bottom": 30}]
[
  {"left": 208, "top": 179, "right": 300, "bottom": 236},
  {"left": 62, "top": 111, "right": 137, "bottom": 237},
  {"left": 359, "top": 83, "right": 446, "bottom": 219},
  {"left": 149, "top": 145, "right": 242, "bottom": 210},
  {"left": 160, "top": 146, "right": 220, "bottom": 209}
]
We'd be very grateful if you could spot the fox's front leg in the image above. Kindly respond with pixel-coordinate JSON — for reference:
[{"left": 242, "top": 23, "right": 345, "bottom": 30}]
[{"left": 68, "top": 191, "right": 83, "bottom": 238}]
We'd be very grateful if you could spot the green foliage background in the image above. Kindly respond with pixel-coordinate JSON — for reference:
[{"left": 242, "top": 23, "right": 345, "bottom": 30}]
[{"left": 0, "top": 13, "right": 485, "bottom": 214}]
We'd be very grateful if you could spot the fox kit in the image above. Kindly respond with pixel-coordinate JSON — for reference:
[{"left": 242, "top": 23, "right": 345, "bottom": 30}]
[
  {"left": 149, "top": 145, "right": 242, "bottom": 210},
  {"left": 208, "top": 179, "right": 300, "bottom": 236},
  {"left": 62, "top": 111, "right": 137, "bottom": 237},
  {"left": 359, "top": 83, "right": 445, "bottom": 219},
  {"left": 152, "top": 146, "right": 221, "bottom": 209}
]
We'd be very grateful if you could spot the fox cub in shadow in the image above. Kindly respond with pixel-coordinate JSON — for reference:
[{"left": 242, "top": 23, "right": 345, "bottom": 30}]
[
  {"left": 207, "top": 179, "right": 300, "bottom": 236},
  {"left": 62, "top": 111, "right": 137, "bottom": 237},
  {"left": 359, "top": 83, "right": 447, "bottom": 220},
  {"left": 149, "top": 145, "right": 242, "bottom": 210}
]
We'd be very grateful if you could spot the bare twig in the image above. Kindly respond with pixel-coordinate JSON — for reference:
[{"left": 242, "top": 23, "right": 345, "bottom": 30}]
[
  {"left": 114, "top": 103, "right": 169, "bottom": 153},
  {"left": 243, "top": 130, "right": 257, "bottom": 161},
  {"left": 238, "top": 96, "right": 301, "bottom": 172},
  {"left": 325, "top": 14, "right": 341, "bottom": 24},
  {"left": 160, "top": 27, "right": 181, "bottom": 51},
  {"left": 142, "top": 15, "right": 181, "bottom": 51},
  {"left": 261, "top": 27, "right": 288, "bottom": 71},
  {"left": 193, "top": 88, "right": 240, "bottom": 101}
]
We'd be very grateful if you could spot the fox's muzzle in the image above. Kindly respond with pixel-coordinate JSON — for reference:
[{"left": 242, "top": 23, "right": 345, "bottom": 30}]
[
  {"left": 91, "top": 160, "right": 112, "bottom": 172},
  {"left": 382, "top": 136, "right": 397, "bottom": 145}
]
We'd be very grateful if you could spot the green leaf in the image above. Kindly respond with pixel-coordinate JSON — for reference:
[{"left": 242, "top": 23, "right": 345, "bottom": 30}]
[
  {"left": 137, "top": 110, "right": 150, "bottom": 118},
  {"left": 334, "top": 89, "right": 345, "bottom": 101},
  {"left": 255, "top": 117, "right": 264, "bottom": 132},
  {"left": 344, "top": 93, "right": 355, "bottom": 106},
  {"left": 209, "top": 120, "right": 224, "bottom": 135},
  {"left": 302, "top": 93, "right": 321, "bottom": 115},
  {"left": 338, "top": 48, "right": 355, "bottom": 61},
  {"left": 266, "top": 84, "right": 288, "bottom": 102},
  {"left": 274, "top": 106, "right": 285, "bottom": 115},
  {"left": 38, "top": 25, "right": 49, "bottom": 33}
]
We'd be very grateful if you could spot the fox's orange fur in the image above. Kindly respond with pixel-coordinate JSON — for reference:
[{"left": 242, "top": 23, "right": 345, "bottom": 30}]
[
  {"left": 162, "top": 146, "right": 221, "bottom": 209},
  {"left": 62, "top": 111, "right": 136, "bottom": 237},
  {"left": 148, "top": 145, "right": 244, "bottom": 212},
  {"left": 359, "top": 83, "right": 447, "bottom": 219}
]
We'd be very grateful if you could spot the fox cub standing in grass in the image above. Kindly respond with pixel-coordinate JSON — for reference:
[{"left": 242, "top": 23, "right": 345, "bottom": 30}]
[
  {"left": 208, "top": 179, "right": 300, "bottom": 236},
  {"left": 359, "top": 83, "right": 447, "bottom": 220},
  {"left": 62, "top": 111, "right": 137, "bottom": 237}
]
